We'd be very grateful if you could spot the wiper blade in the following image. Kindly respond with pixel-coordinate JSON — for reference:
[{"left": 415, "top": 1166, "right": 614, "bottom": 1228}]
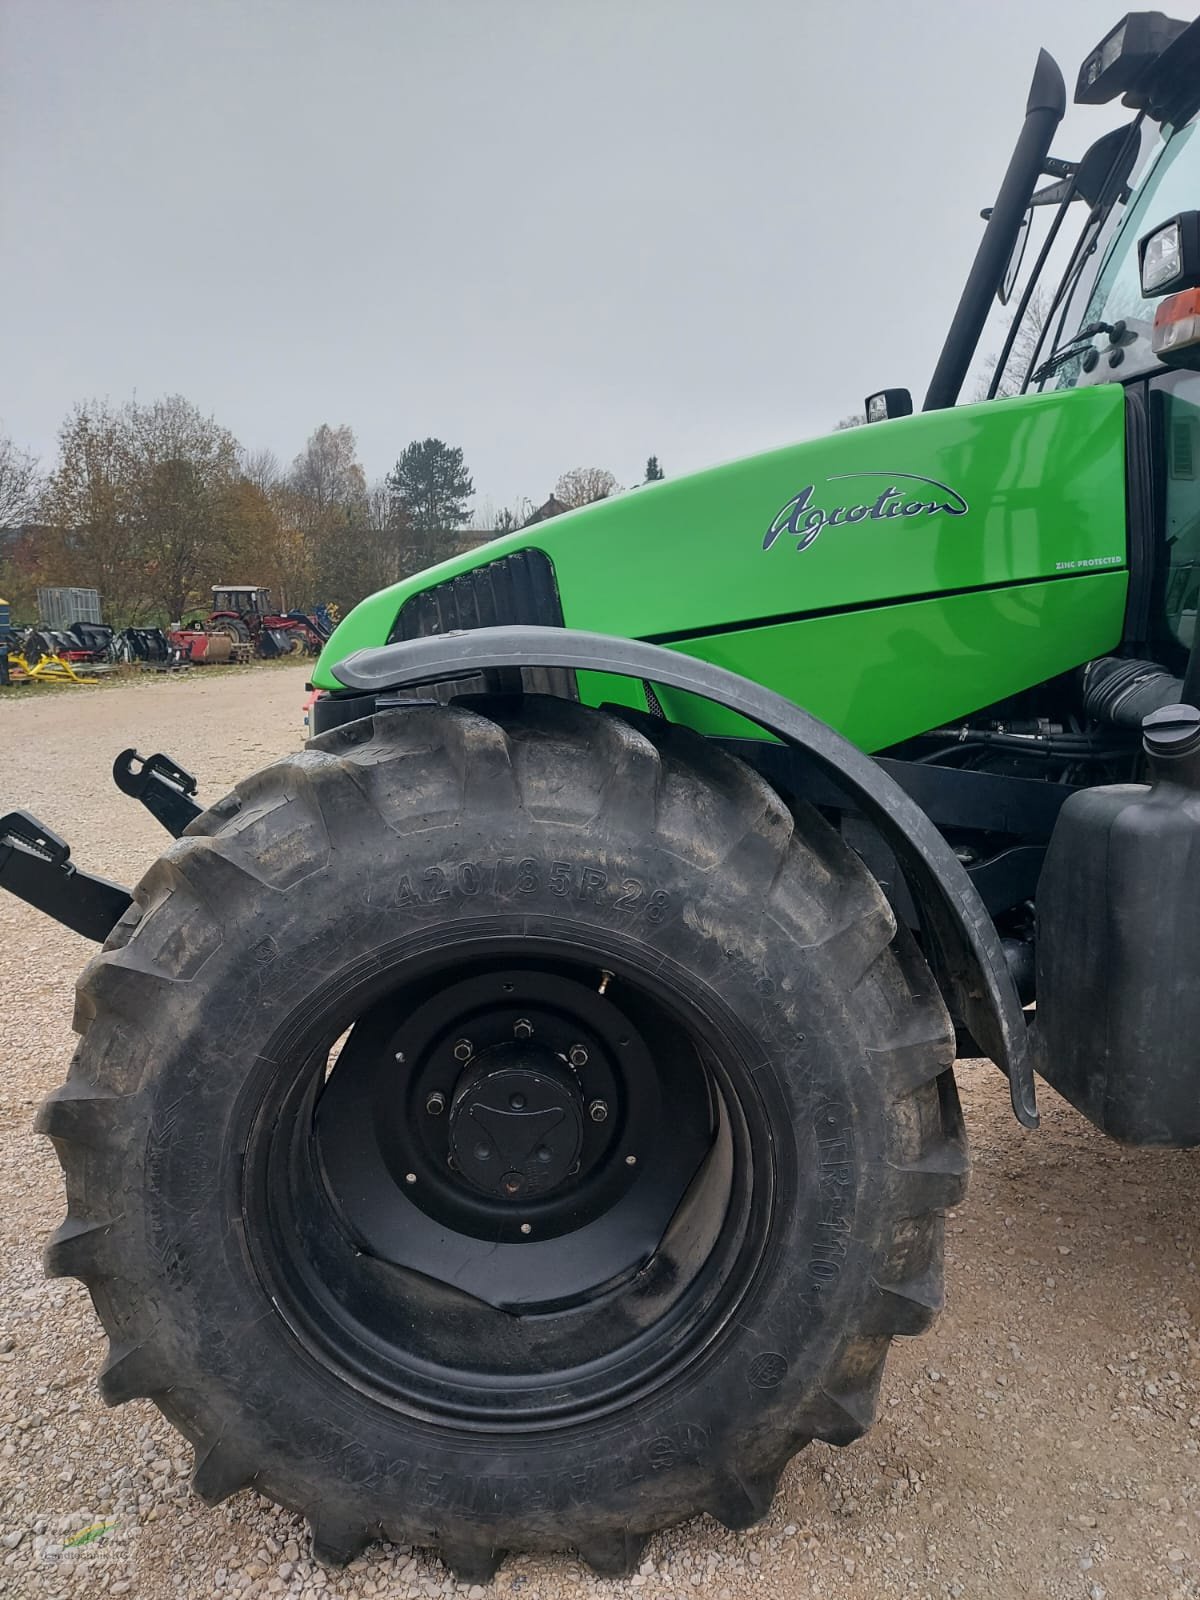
[{"left": 1028, "top": 321, "right": 1116, "bottom": 385}]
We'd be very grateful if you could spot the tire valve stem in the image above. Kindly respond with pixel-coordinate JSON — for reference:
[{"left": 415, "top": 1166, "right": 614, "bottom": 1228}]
[{"left": 598, "top": 969, "right": 613, "bottom": 996}]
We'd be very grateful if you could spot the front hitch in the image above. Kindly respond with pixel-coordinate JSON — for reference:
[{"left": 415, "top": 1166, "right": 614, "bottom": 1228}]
[
  {"left": 0, "top": 812, "right": 131, "bottom": 943},
  {"left": 112, "top": 749, "right": 203, "bottom": 837},
  {"left": 0, "top": 748, "right": 208, "bottom": 941}
]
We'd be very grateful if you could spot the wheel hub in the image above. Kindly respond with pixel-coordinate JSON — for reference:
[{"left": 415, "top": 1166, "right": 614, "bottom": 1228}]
[
  {"left": 314, "top": 959, "right": 716, "bottom": 1309},
  {"left": 448, "top": 1043, "right": 583, "bottom": 1199}
]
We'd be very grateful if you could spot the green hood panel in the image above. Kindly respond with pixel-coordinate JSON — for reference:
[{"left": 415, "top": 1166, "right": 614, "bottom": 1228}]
[
  {"left": 314, "top": 385, "right": 1128, "bottom": 746},
  {"left": 576, "top": 570, "right": 1127, "bottom": 751}
]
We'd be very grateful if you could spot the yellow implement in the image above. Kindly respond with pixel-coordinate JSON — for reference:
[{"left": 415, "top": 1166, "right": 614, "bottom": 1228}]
[{"left": 8, "top": 651, "right": 98, "bottom": 685}]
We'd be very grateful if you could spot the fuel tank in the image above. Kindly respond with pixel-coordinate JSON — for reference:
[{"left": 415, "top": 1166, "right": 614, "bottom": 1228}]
[{"left": 1034, "top": 704, "right": 1200, "bottom": 1146}]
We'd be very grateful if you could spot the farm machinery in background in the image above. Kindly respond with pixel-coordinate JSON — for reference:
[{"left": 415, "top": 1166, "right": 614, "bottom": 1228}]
[
  {"left": 3, "top": 588, "right": 189, "bottom": 683},
  {"left": 0, "top": 607, "right": 184, "bottom": 686},
  {"left": 1, "top": 583, "right": 338, "bottom": 682},
  {"left": 177, "top": 586, "right": 337, "bottom": 660}
]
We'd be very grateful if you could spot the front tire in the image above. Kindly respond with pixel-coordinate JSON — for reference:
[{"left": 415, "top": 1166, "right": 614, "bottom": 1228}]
[{"left": 40, "top": 697, "right": 965, "bottom": 1577}]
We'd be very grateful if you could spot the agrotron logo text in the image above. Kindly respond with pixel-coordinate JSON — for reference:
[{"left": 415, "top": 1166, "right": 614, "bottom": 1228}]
[{"left": 762, "top": 472, "right": 969, "bottom": 554}]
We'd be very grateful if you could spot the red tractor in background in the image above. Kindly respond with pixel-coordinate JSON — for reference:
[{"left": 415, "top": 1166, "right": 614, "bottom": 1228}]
[{"left": 199, "top": 586, "right": 335, "bottom": 657}]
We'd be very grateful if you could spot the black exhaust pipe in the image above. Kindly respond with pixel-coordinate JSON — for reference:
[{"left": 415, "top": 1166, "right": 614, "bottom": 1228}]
[{"left": 923, "top": 49, "right": 1066, "bottom": 412}]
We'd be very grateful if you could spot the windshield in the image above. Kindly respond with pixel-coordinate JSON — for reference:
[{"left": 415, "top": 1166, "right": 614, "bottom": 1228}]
[{"left": 1040, "top": 116, "right": 1199, "bottom": 389}]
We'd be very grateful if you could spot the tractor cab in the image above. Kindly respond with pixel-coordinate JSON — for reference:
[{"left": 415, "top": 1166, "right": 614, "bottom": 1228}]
[
  {"left": 994, "top": 15, "right": 1200, "bottom": 682},
  {"left": 210, "top": 585, "right": 272, "bottom": 618}
]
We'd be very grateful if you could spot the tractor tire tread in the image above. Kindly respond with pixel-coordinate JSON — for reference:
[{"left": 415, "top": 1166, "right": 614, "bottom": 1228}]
[{"left": 43, "top": 695, "right": 966, "bottom": 1576}]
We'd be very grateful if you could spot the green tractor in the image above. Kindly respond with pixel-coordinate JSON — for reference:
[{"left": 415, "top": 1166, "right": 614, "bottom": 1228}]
[{"left": 9, "top": 10, "right": 1200, "bottom": 1580}]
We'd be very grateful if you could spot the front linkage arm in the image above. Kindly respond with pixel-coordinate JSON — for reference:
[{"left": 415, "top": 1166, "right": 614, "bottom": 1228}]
[
  {"left": 0, "top": 812, "right": 131, "bottom": 943},
  {"left": 112, "top": 749, "right": 203, "bottom": 838},
  {"left": 0, "top": 750, "right": 206, "bottom": 944}
]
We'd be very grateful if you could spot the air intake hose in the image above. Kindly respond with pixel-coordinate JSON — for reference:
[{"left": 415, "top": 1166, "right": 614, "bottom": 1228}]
[{"left": 1083, "top": 657, "right": 1185, "bottom": 728}]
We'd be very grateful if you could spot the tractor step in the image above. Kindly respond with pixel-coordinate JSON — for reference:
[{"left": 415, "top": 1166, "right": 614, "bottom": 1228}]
[
  {"left": 0, "top": 811, "right": 132, "bottom": 942},
  {"left": 112, "top": 749, "right": 204, "bottom": 838}
]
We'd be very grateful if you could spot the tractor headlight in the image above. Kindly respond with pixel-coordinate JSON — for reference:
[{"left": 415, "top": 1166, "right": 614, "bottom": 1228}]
[
  {"left": 1139, "top": 212, "right": 1200, "bottom": 297},
  {"left": 1074, "top": 12, "right": 1187, "bottom": 105},
  {"left": 1141, "top": 219, "right": 1183, "bottom": 292}
]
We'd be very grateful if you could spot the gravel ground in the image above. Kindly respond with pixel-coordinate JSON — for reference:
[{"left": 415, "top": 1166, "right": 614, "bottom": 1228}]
[{"left": 1, "top": 666, "right": 1199, "bottom": 1600}]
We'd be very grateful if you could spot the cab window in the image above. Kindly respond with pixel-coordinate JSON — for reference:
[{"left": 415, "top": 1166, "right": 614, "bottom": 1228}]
[{"left": 1152, "top": 369, "right": 1200, "bottom": 668}]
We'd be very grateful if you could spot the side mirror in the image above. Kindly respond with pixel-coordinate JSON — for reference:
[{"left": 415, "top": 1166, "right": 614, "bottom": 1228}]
[
  {"left": 999, "top": 207, "right": 1032, "bottom": 305},
  {"left": 865, "top": 389, "right": 914, "bottom": 424}
]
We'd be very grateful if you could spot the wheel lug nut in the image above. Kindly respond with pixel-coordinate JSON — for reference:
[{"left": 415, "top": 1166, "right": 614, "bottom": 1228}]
[
  {"left": 569, "top": 1044, "right": 589, "bottom": 1068},
  {"left": 513, "top": 1018, "right": 534, "bottom": 1039},
  {"left": 588, "top": 1099, "right": 609, "bottom": 1123},
  {"left": 453, "top": 1038, "right": 473, "bottom": 1061},
  {"left": 424, "top": 1091, "right": 446, "bottom": 1116}
]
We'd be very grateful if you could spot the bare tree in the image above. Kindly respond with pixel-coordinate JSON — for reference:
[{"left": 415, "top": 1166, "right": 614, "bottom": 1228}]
[
  {"left": 286, "top": 425, "right": 375, "bottom": 611},
  {"left": 240, "top": 447, "right": 283, "bottom": 492},
  {"left": 554, "top": 466, "right": 618, "bottom": 509},
  {"left": 469, "top": 497, "right": 501, "bottom": 531},
  {"left": 494, "top": 500, "right": 532, "bottom": 534},
  {"left": 359, "top": 481, "right": 409, "bottom": 592},
  {"left": 975, "top": 288, "right": 1052, "bottom": 400},
  {"left": 366, "top": 480, "right": 394, "bottom": 539},
  {"left": 0, "top": 433, "right": 40, "bottom": 526},
  {"left": 833, "top": 414, "right": 866, "bottom": 430},
  {"left": 291, "top": 424, "right": 367, "bottom": 518}
]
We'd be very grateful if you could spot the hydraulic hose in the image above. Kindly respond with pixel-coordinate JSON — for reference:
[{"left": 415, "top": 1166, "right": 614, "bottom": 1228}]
[{"left": 1083, "top": 657, "right": 1186, "bottom": 728}]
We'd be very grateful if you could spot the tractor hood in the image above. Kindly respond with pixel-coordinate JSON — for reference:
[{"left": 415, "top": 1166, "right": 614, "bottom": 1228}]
[
  {"left": 317, "top": 384, "right": 1125, "bottom": 678},
  {"left": 314, "top": 386, "right": 1128, "bottom": 751}
]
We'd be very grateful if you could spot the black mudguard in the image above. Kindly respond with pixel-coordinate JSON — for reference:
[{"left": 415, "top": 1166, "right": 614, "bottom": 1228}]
[{"left": 327, "top": 625, "right": 1036, "bottom": 1127}]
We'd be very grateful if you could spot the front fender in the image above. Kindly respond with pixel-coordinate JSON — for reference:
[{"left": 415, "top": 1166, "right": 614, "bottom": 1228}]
[{"left": 330, "top": 625, "right": 1036, "bottom": 1127}]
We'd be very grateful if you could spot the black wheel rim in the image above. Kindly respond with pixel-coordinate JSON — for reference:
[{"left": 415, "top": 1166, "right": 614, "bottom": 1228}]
[{"left": 242, "top": 934, "right": 777, "bottom": 1430}]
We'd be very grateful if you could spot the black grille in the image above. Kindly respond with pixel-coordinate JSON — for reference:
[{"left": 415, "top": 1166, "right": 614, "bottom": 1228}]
[
  {"left": 390, "top": 547, "right": 563, "bottom": 639},
  {"left": 387, "top": 547, "right": 575, "bottom": 700}
]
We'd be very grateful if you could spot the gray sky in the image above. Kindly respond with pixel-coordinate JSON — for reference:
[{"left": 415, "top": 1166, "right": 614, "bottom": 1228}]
[{"left": 2, "top": 0, "right": 1149, "bottom": 512}]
